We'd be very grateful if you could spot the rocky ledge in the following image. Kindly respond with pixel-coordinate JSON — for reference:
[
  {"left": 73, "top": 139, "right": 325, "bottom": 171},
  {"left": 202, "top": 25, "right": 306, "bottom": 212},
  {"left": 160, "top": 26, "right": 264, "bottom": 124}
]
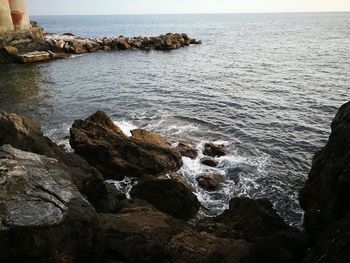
[
  {"left": 1, "top": 101, "right": 350, "bottom": 262},
  {"left": 0, "top": 22, "right": 202, "bottom": 64}
]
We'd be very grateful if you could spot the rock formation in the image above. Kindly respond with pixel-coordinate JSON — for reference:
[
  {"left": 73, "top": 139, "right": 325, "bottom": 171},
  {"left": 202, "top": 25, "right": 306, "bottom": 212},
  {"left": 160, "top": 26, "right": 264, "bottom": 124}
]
[
  {"left": 70, "top": 110, "right": 183, "bottom": 180},
  {"left": 300, "top": 101, "right": 350, "bottom": 263},
  {"left": 0, "top": 102, "right": 349, "bottom": 262}
]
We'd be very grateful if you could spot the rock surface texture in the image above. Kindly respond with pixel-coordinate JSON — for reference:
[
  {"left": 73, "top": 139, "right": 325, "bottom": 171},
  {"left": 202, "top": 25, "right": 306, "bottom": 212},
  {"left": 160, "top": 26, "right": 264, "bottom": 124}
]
[
  {"left": 70, "top": 110, "right": 183, "bottom": 180},
  {"left": 0, "top": 145, "right": 98, "bottom": 263},
  {"left": 300, "top": 101, "right": 350, "bottom": 263}
]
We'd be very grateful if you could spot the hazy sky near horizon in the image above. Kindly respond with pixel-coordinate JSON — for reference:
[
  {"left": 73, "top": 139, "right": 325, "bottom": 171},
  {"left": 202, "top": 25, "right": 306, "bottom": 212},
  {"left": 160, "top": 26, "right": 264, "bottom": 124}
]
[{"left": 27, "top": 0, "right": 350, "bottom": 15}]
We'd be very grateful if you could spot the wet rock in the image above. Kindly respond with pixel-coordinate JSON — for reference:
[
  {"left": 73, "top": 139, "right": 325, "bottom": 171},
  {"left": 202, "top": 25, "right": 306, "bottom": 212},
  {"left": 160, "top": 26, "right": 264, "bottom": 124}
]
[
  {"left": 164, "top": 229, "right": 252, "bottom": 263},
  {"left": 0, "top": 145, "right": 98, "bottom": 262},
  {"left": 70, "top": 111, "right": 183, "bottom": 179},
  {"left": 299, "top": 101, "right": 350, "bottom": 262},
  {"left": 200, "top": 157, "right": 219, "bottom": 167},
  {"left": 0, "top": 110, "right": 116, "bottom": 214},
  {"left": 203, "top": 142, "right": 228, "bottom": 157},
  {"left": 130, "top": 178, "right": 200, "bottom": 220},
  {"left": 97, "top": 200, "right": 183, "bottom": 263},
  {"left": 175, "top": 142, "right": 198, "bottom": 159},
  {"left": 196, "top": 172, "right": 224, "bottom": 190},
  {"left": 131, "top": 128, "right": 172, "bottom": 148}
]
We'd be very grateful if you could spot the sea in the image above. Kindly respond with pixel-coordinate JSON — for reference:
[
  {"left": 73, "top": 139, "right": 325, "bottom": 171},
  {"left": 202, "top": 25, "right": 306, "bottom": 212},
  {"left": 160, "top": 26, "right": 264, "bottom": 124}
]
[{"left": 0, "top": 13, "right": 349, "bottom": 227}]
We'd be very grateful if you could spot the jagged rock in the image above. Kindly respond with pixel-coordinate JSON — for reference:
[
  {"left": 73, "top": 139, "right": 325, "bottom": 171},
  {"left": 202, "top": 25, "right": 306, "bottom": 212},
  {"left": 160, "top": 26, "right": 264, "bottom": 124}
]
[
  {"left": 97, "top": 200, "right": 183, "bottom": 263},
  {"left": 0, "top": 110, "right": 117, "bottom": 214},
  {"left": 3, "top": 46, "right": 18, "bottom": 55},
  {"left": 70, "top": 111, "right": 182, "bottom": 180},
  {"left": 130, "top": 178, "right": 200, "bottom": 220},
  {"left": 131, "top": 129, "right": 172, "bottom": 148},
  {"left": 203, "top": 143, "right": 228, "bottom": 157},
  {"left": 300, "top": 101, "right": 350, "bottom": 262},
  {"left": 0, "top": 145, "right": 98, "bottom": 263},
  {"left": 200, "top": 157, "right": 219, "bottom": 167},
  {"left": 198, "top": 197, "right": 310, "bottom": 263},
  {"left": 164, "top": 229, "right": 252, "bottom": 263},
  {"left": 175, "top": 142, "right": 198, "bottom": 159},
  {"left": 196, "top": 172, "right": 224, "bottom": 190}
]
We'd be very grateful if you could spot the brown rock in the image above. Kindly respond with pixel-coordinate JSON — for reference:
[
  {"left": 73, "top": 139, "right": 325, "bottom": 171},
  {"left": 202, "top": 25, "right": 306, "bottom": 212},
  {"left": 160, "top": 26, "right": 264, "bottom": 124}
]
[
  {"left": 196, "top": 172, "right": 224, "bottom": 190},
  {"left": 130, "top": 178, "right": 200, "bottom": 220},
  {"left": 116, "top": 37, "right": 131, "bottom": 50},
  {"left": 3, "top": 46, "right": 18, "bottom": 55},
  {"left": 97, "top": 200, "right": 183, "bottom": 263},
  {"left": 175, "top": 142, "right": 198, "bottom": 159},
  {"left": 70, "top": 111, "right": 182, "bottom": 179},
  {"left": 131, "top": 128, "right": 172, "bottom": 148},
  {"left": 203, "top": 143, "right": 228, "bottom": 157},
  {"left": 200, "top": 157, "right": 219, "bottom": 167},
  {"left": 164, "top": 229, "right": 252, "bottom": 263}
]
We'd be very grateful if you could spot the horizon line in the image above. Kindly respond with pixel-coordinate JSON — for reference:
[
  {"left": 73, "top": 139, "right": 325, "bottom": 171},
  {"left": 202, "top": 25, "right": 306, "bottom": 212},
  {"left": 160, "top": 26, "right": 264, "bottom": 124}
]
[{"left": 29, "top": 10, "right": 350, "bottom": 16}]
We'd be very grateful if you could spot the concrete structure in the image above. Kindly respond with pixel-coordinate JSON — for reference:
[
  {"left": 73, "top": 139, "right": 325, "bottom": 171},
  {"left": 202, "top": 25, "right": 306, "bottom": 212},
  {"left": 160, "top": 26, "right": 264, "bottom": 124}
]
[
  {"left": 0, "top": 0, "right": 30, "bottom": 33},
  {"left": 0, "top": 0, "right": 14, "bottom": 32}
]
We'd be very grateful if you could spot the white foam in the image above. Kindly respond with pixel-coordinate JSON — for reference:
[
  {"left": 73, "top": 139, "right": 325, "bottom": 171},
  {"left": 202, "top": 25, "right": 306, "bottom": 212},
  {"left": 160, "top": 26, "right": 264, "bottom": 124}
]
[{"left": 113, "top": 120, "right": 138, "bottom": 137}]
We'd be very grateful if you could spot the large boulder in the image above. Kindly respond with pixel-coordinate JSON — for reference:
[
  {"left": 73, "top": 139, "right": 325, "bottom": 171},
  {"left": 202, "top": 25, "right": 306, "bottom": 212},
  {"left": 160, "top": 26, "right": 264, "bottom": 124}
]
[
  {"left": 203, "top": 143, "right": 228, "bottom": 157},
  {"left": 0, "top": 145, "right": 98, "bottom": 263},
  {"left": 97, "top": 200, "right": 183, "bottom": 263},
  {"left": 196, "top": 172, "right": 224, "bottom": 190},
  {"left": 198, "top": 197, "right": 310, "bottom": 263},
  {"left": 299, "top": 101, "right": 350, "bottom": 262},
  {"left": 70, "top": 111, "right": 183, "bottom": 180},
  {"left": 175, "top": 142, "right": 198, "bottom": 159},
  {"left": 130, "top": 178, "right": 200, "bottom": 220},
  {"left": 0, "top": 110, "right": 119, "bottom": 213}
]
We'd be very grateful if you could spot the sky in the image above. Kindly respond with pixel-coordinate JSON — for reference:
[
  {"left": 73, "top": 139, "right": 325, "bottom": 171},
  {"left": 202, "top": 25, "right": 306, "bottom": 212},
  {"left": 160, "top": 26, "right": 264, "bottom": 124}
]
[{"left": 27, "top": 0, "right": 350, "bottom": 15}]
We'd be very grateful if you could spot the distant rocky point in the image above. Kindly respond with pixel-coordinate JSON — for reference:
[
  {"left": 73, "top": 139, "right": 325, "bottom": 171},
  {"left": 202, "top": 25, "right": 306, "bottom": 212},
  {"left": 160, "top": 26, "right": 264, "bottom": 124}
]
[{"left": 0, "top": 21, "right": 202, "bottom": 64}]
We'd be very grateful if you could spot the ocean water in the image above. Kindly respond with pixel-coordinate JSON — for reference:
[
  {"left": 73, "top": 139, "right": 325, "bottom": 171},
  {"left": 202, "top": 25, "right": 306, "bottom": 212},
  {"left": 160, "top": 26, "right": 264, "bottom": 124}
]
[{"left": 1, "top": 13, "right": 349, "bottom": 227}]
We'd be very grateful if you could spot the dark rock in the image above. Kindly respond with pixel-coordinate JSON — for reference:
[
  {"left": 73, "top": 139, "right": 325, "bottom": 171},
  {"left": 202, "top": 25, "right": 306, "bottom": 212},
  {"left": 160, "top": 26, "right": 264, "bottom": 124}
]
[
  {"left": 97, "top": 200, "right": 183, "bottom": 263},
  {"left": 203, "top": 142, "right": 228, "bottom": 157},
  {"left": 175, "top": 142, "right": 198, "bottom": 159},
  {"left": 63, "top": 33, "right": 75, "bottom": 36},
  {"left": 300, "top": 101, "right": 350, "bottom": 235},
  {"left": 200, "top": 157, "right": 219, "bottom": 167},
  {"left": 130, "top": 178, "right": 200, "bottom": 220},
  {"left": 70, "top": 111, "right": 183, "bottom": 180},
  {"left": 198, "top": 197, "right": 310, "bottom": 263},
  {"left": 196, "top": 172, "right": 224, "bottom": 190},
  {"left": 131, "top": 128, "right": 172, "bottom": 148},
  {"left": 164, "top": 229, "right": 252, "bottom": 263},
  {"left": 0, "top": 145, "right": 99, "bottom": 263},
  {"left": 0, "top": 110, "right": 118, "bottom": 214},
  {"left": 299, "top": 101, "right": 350, "bottom": 262}
]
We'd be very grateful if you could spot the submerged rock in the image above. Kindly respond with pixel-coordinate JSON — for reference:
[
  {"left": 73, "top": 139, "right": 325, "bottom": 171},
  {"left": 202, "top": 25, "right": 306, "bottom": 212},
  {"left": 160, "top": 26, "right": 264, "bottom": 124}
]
[
  {"left": 196, "top": 172, "right": 224, "bottom": 190},
  {"left": 70, "top": 110, "right": 183, "bottom": 179},
  {"left": 175, "top": 142, "right": 198, "bottom": 159},
  {"left": 130, "top": 178, "right": 200, "bottom": 220},
  {"left": 200, "top": 157, "right": 219, "bottom": 167},
  {"left": 203, "top": 143, "right": 228, "bottom": 157},
  {"left": 0, "top": 145, "right": 98, "bottom": 262}
]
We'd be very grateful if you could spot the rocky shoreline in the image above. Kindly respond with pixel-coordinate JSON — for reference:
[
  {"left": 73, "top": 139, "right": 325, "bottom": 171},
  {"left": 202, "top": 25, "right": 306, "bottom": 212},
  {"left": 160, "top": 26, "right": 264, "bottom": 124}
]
[
  {"left": 0, "top": 102, "right": 350, "bottom": 263},
  {"left": 0, "top": 22, "right": 202, "bottom": 64}
]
